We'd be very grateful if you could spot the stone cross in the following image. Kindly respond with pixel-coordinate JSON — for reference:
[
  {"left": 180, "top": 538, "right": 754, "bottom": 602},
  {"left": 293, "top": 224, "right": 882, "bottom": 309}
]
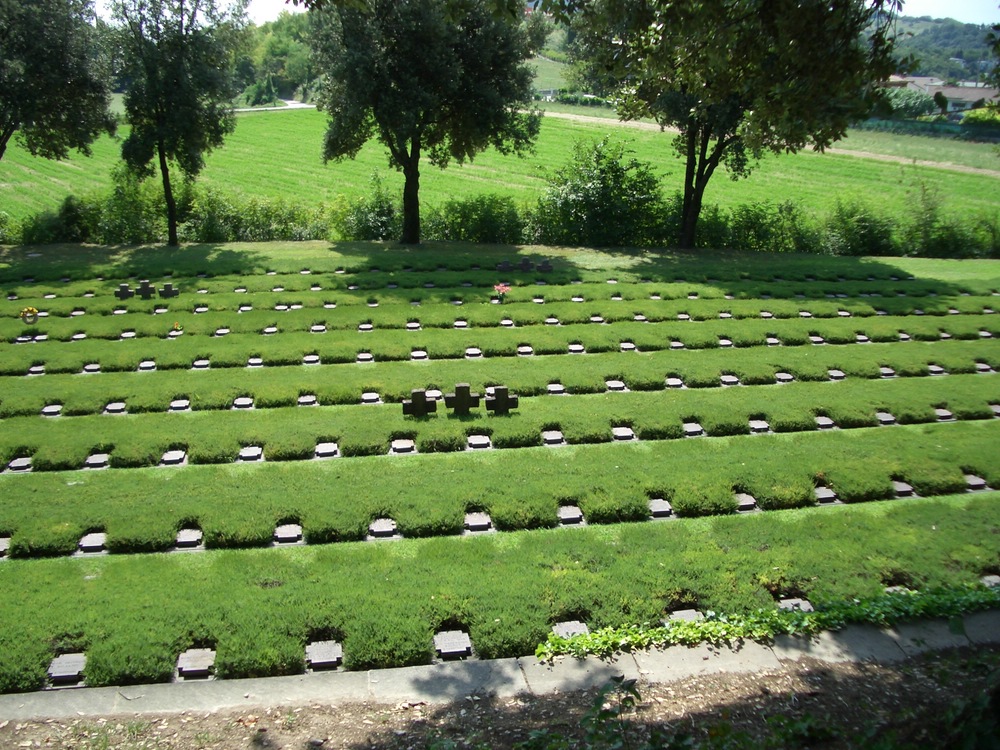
[
  {"left": 159, "top": 282, "right": 179, "bottom": 298},
  {"left": 485, "top": 386, "right": 518, "bottom": 415},
  {"left": 444, "top": 383, "right": 481, "bottom": 415},
  {"left": 538, "top": 260, "right": 553, "bottom": 272},
  {"left": 135, "top": 280, "right": 157, "bottom": 300},
  {"left": 402, "top": 389, "right": 437, "bottom": 418},
  {"left": 518, "top": 258, "right": 534, "bottom": 272},
  {"left": 114, "top": 283, "right": 134, "bottom": 300}
]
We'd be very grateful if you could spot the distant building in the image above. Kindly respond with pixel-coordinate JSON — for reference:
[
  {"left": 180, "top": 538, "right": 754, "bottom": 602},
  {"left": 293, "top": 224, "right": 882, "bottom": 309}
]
[{"left": 886, "top": 75, "right": 998, "bottom": 112}]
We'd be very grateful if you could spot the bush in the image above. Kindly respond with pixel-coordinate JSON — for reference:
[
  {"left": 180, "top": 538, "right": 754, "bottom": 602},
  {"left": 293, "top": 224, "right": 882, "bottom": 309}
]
[
  {"left": 335, "top": 173, "right": 400, "bottom": 241},
  {"left": 823, "top": 199, "right": 899, "bottom": 256},
  {"left": 423, "top": 195, "right": 525, "bottom": 244}
]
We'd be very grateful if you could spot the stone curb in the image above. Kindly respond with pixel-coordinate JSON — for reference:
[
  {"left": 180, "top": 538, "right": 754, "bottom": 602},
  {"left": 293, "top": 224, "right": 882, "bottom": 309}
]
[{"left": 0, "top": 611, "right": 997, "bottom": 721}]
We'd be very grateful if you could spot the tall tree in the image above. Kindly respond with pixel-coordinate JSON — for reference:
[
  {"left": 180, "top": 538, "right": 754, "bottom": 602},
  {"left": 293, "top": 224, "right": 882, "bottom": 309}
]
[
  {"left": 112, "top": 0, "right": 247, "bottom": 246},
  {"left": 310, "top": 0, "right": 541, "bottom": 245},
  {"left": 0, "top": 0, "right": 115, "bottom": 162},
  {"left": 571, "top": 0, "right": 901, "bottom": 249}
]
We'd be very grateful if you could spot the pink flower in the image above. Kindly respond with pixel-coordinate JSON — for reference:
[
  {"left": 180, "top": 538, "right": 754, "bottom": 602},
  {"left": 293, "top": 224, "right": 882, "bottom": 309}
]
[{"left": 494, "top": 283, "right": 511, "bottom": 295}]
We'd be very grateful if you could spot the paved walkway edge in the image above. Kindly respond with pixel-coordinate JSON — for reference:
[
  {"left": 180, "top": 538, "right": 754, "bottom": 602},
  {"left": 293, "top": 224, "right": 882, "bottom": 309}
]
[{"left": 1, "top": 611, "right": 998, "bottom": 721}]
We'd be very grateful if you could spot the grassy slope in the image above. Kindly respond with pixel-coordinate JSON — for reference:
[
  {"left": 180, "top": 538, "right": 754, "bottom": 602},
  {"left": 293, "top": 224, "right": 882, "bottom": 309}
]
[{"left": 2, "top": 108, "right": 998, "bottom": 224}]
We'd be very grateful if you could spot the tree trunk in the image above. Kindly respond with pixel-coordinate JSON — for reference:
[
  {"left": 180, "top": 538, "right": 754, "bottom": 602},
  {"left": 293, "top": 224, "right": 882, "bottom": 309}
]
[
  {"left": 158, "top": 140, "right": 178, "bottom": 246},
  {"left": 0, "top": 123, "right": 17, "bottom": 162},
  {"left": 678, "top": 127, "right": 700, "bottom": 249},
  {"left": 400, "top": 152, "right": 421, "bottom": 245}
]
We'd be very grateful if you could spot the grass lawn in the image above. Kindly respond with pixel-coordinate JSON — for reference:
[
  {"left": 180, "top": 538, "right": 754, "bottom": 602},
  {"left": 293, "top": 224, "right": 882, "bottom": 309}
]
[{"left": 0, "top": 241, "right": 998, "bottom": 692}]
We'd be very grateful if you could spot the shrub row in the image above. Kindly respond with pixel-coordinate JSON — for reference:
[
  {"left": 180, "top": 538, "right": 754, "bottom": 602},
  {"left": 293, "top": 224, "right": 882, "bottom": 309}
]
[{"left": 0, "top": 491, "right": 996, "bottom": 692}]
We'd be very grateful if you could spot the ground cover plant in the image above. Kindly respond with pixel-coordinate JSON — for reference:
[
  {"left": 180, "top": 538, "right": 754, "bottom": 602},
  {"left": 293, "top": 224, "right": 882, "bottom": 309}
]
[{"left": 0, "top": 242, "right": 998, "bottom": 693}]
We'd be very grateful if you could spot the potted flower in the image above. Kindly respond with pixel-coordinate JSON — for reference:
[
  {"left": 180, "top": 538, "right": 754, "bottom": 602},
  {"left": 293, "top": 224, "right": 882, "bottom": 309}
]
[{"left": 493, "top": 283, "right": 511, "bottom": 304}]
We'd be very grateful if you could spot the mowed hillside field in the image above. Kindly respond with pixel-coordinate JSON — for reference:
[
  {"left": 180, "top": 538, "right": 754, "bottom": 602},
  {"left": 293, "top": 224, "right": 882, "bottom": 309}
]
[{"left": 2, "top": 108, "right": 999, "bottom": 225}]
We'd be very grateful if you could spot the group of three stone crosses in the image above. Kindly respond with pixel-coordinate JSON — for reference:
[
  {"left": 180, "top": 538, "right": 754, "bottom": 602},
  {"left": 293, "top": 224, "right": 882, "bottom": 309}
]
[{"left": 403, "top": 384, "right": 518, "bottom": 418}]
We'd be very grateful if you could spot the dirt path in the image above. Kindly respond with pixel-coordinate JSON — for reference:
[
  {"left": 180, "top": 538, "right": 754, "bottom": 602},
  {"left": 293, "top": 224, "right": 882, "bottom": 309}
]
[{"left": 542, "top": 110, "right": 1000, "bottom": 178}]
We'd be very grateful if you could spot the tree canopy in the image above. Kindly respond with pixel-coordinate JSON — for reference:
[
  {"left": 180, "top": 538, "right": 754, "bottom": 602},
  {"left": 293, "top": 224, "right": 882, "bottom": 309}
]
[
  {"left": 0, "top": 0, "right": 115, "bottom": 163},
  {"left": 571, "top": 0, "right": 901, "bottom": 248},
  {"left": 112, "top": 0, "right": 247, "bottom": 246},
  {"left": 310, "top": 0, "right": 541, "bottom": 244}
]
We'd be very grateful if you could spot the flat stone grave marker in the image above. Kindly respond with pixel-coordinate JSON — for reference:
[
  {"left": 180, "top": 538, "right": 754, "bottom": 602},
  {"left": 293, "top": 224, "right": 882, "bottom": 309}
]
[
  {"left": 620, "top": 342, "right": 637, "bottom": 352},
  {"left": 358, "top": 322, "right": 374, "bottom": 332},
  {"left": 247, "top": 357, "right": 263, "bottom": 368},
  {"left": 303, "top": 354, "right": 321, "bottom": 365},
  {"left": 41, "top": 404, "right": 62, "bottom": 417},
  {"left": 799, "top": 311, "right": 812, "bottom": 318},
  {"left": 120, "top": 330, "right": 136, "bottom": 340},
  {"left": 465, "top": 347, "right": 483, "bottom": 358},
  {"left": 233, "top": 396, "right": 254, "bottom": 409},
  {"left": 648, "top": 498, "right": 672, "bottom": 518},
  {"left": 982, "top": 575, "right": 1000, "bottom": 588},
  {"left": 84, "top": 453, "right": 110, "bottom": 469},
  {"left": 607, "top": 278, "right": 618, "bottom": 284},
  {"left": 935, "top": 408, "right": 954, "bottom": 421},
  {"left": 274, "top": 523, "right": 303, "bottom": 544},
  {"left": 633, "top": 314, "right": 647, "bottom": 322},
  {"left": 310, "top": 324, "right": 326, "bottom": 333},
  {"left": 828, "top": 369, "right": 845, "bottom": 381},
  {"left": 315, "top": 442, "right": 339, "bottom": 459},
  {"left": 464, "top": 512, "right": 493, "bottom": 533},
  {"left": 7, "top": 457, "right": 32, "bottom": 472},
  {"left": 238, "top": 445, "right": 263, "bottom": 462},
  {"left": 879, "top": 366, "right": 895, "bottom": 378},
  {"left": 779, "top": 598, "right": 815, "bottom": 612},
  {"left": 410, "top": 349, "right": 428, "bottom": 361},
  {"left": 467, "top": 434, "right": 492, "bottom": 450},
  {"left": 541, "top": 430, "right": 565, "bottom": 446},
  {"left": 650, "top": 294, "right": 661, "bottom": 300},
  {"left": 667, "top": 609, "right": 703, "bottom": 622},
  {"left": 533, "top": 296, "right": 545, "bottom": 304},
  {"left": 606, "top": 379, "right": 627, "bottom": 392},
  {"left": 175, "top": 528, "right": 203, "bottom": 549},
  {"left": 748, "top": 419, "right": 770, "bottom": 433},
  {"left": 809, "top": 335, "right": 825, "bottom": 344},
  {"left": 670, "top": 340, "right": 685, "bottom": 350},
  {"left": 78, "top": 532, "right": 107, "bottom": 554},
  {"left": 176, "top": 648, "right": 215, "bottom": 680},
  {"left": 161, "top": 450, "right": 186, "bottom": 466},
  {"left": 194, "top": 304, "right": 209, "bottom": 314},
  {"left": 876, "top": 411, "right": 896, "bottom": 425},
  {"left": 501, "top": 318, "right": 515, "bottom": 327},
  {"left": 992, "top": 403, "right": 1000, "bottom": 418},
  {"left": 424, "top": 282, "right": 436, "bottom": 288},
  {"left": 356, "top": 352, "right": 374, "bottom": 363},
  {"left": 558, "top": 505, "right": 584, "bottom": 525},
  {"left": 677, "top": 313, "right": 690, "bottom": 321},
  {"left": 612, "top": 426, "right": 635, "bottom": 441},
  {"left": 272, "top": 286, "right": 285, "bottom": 292},
  {"left": 928, "top": 364, "right": 946, "bottom": 375},
  {"left": 70, "top": 309, "right": 85, "bottom": 316},
  {"left": 168, "top": 329, "right": 183, "bottom": 338},
  {"left": 965, "top": 474, "right": 988, "bottom": 491},
  {"left": 856, "top": 334, "right": 870, "bottom": 343},
  {"left": 719, "top": 312, "right": 732, "bottom": 319},
  {"left": 403, "top": 389, "right": 437, "bottom": 417},
  {"left": 324, "top": 302, "right": 336, "bottom": 309},
  {"left": 138, "top": 360, "right": 156, "bottom": 372},
  {"left": 445, "top": 383, "right": 481, "bottom": 415},
  {"left": 305, "top": 641, "right": 343, "bottom": 671},
  {"left": 545, "top": 317, "right": 560, "bottom": 326},
  {"left": 390, "top": 439, "right": 416, "bottom": 454},
  {"left": 82, "top": 363, "right": 101, "bottom": 374},
  {"left": 720, "top": 374, "right": 740, "bottom": 386},
  {"left": 214, "top": 327, "right": 230, "bottom": 337},
  {"left": 590, "top": 315, "right": 604, "bottom": 324},
  {"left": 718, "top": 338, "right": 733, "bottom": 347},
  {"left": 517, "top": 344, "right": 534, "bottom": 356},
  {"left": 838, "top": 310, "right": 852, "bottom": 317},
  {"left": 361, "top": 392, "right": 381, "bottom": 404},
  {"left": 300, "top": 269, "right": 312, "bottom": 275},
  {"left": 572, "top": 296, "right": 584, "bottom": 303},
  {"left": 0, "top": 536, "right": 9, "bottom": 556},
  {"left": 666, "top": 377, "right": 685, "bottom": 388},
  {"left": 406, "top": 321, "right": 421, "bottom": 331},
  {"left": 434, "top": 630, "right": 473, "bottom": 660},
  {"left": 898, "top": 332, "right": 911, "bottom": 341},
  {"left": 766, "top": 336, "right": 781, "bottom": 346},
  {"left": 485, "top": 386, "right": 518, "bottom": 415},
  {"left": 552, "top": 621, "right": 589, "bottom": 638},
  {"left": 298, "top": 394, "right": 318, "bottom": 406},
  {"left": 368, "top": 517, "right": 400, "bottom": 539},
  {"left": 366, "top": 300, "right": 378, "bottom": 307},
  {"left": 735, "top": 493, "right": 757, "bottom": 512},
  {"left": 547, "top": 383, "right": 566, "bottom": 395},
  {"left": 192, "top": 359, "right": 210, "bottom": 370},
  {"left": 169, "top": 399, "right": 190, "bottom": 412},
  {"left": 977, "top": 362, "right": 993, "bottom": 373},
  {"left": 892, "top": 480, "right": 915, "bottom": 497},
  {"left": 981, "top": 330, "right": 994, "bottom": 339},
  {"left": 453, "top": 319, "right": 468, "bottom": 329},
  {"left": 519, "top": 259, "right": 534, "bottom": 272},
  {"left": 814, "top": 486, "right": 838, "bottom": 503},
  {"left": 48, "top": 653, "right": 87, "bottom": 687},
  {"left": 114, "top": 284, "right": 135, "bottom": 300},
  {"left": 775, "top": 372, "right": 794, "bottom": 384},
  {"left": 683, "top": 422, "right": 704, "bottom": 437},
  {"left": 16, "top": 335, "right": 33, "bottom": 344}
]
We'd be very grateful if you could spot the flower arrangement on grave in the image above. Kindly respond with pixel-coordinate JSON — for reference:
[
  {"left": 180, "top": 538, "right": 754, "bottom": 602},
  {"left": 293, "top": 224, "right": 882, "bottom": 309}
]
[
  {"left": 20, "top": 306, "right": 39, "bottom": 325},
  {"left": 172, "top": 321, "right": 183, "bottom": 331},
  {"left": 494, "top": 283, "right": 510, "bottom": 303}
]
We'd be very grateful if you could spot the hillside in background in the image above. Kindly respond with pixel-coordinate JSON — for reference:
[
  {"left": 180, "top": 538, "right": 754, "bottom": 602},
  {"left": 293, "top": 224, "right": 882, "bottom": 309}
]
[{"left": 894, "top": 15, "right": 996, "bottom": 81}]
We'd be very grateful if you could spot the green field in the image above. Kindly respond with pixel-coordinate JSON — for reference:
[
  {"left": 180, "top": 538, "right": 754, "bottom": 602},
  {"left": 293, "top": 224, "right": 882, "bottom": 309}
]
[
  {"left": 2, "top": 108, "right": 998, "bottom": 226},
  {"left": 0, "top": 242, "right": 998, "bottom": 692}
]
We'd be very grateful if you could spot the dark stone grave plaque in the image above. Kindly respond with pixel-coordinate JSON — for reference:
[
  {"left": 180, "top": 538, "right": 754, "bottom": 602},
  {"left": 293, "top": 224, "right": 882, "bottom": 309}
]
[
  {"left": 814, "top": 486, "right": 838, "bottom": 503},
  {"left": 7, "top": 457, "right": 32, "bottom": 472},
  {"left": 558, "top": 505, "right": 584, "bottom": 525},
  {"left": 247, "top": 357, "right": 263, "bottom": 368},
  {"left": 390, "top": 439, "right": 416, "bottom": 454},
  {"left": 485, "top": 386, "right": 518, "bottom": 415},
  {"left": 876, "top": 411, "right": 896, "bottom": 425},
  {"left": 368, "top": 517, "right": 399, "bottom": 539},
  {"left": 542, "top": 430, "right": 565, "bottom": 446},
  {"left": 78, "top": 532, "right": 106, "bottom": 553},
  {"left": 298, "top": 394, "right": 318, "bottom": 406},
  {"left": 552, "top": 621, "right": 589, "bottom": 638},
  {"left": 538, "top": 260, "right": 554, "bottom": 272},
  {"left": 828, "top": 369, "right": 845, "bottom": 381},
  {"left": 169, "top": 399, "right": 190, "bottom": 412},
  {"left": 720, "top": 374, "right": 740, "bottom": 386},
  {"left": 612, "top": 426, "right": 635, "bottom": 441},
  {"left": 114, "top": 284, "right": 135, "bottom": 300},
  {"left": 274, "top": 523, "right": 303, "bottom": 544},
  {"left": 606, "top": 379, "right": 627, "bottom": 392},
  {"left": 464, "top": 512, "right": 493, "bottom": 533},
  {"left": 965, "top": 474, "right": 988, "bottom": 491},
  {"left": 518, "top": 258, "right": 534, "bottom": 272},
  {"left": 544, "top": 317, "right": 560, "bottom": 326},
  {"left": 138, "top": 360, "right": 156, "bottom": 372},
  {"left": 315, "top": 442, "right": 339, "bottom": 459},
  {"left": 465, "top": 347, "right": 483, "bottom": 358},
  {"left": 403, "top": 389, "right": 437, "bottom": 417},
  {"left": 238, "top": 445, "right": 263, "bottom": 462},
  {"left": 84, "top": 453, "right": 110, "bottom": 469},
  {"left": 434, "top": 630, "right": 473, "bottom": 660},
  {"left": 547, "top": 383, "right": 566, "bottom": 395},
  {"left": 892, "top": 480, "right": 914, "bottom": 497},
  {"left": 176, "top": 648, "right": 215, "bottom": 680},
  {"left": 136, "top": 280, "right": 156, "bottom": 300},
  {"left": 192, "top": 359, "right": 210, "bottom": 370},
  {"left": 175, "top": 528, "right": 203, "bottom": 548},
  {"left": 666, "top": 377, "right": 685, "bottom": 388},
  {"left": 161, "top": 450, "right": 186, "bottom": 466},
  {"left": 517, "top": 344, "right": 534, "bottom": 356},
  {"left": 444, "top": 383, "right": 480, "bottom": 415},
  {"left": 735, "top": 493, "right": 757, "bottom": 512},
  {"left": 410, "top": 349, "right": 428, "bottom": 360},
  {"left": 82, "top": 363, "right": 101, "bottom": 374},
  {"left": 232, "top": 396, "right": 254, "bottom": 409},
  {"left": 310, "top": 325, "right": 327, "bottom": 334},
  {"left": 649, "top": 498, "right": 672, "bottom": 518},
  {"left": 361, "top": 392, "right": 381, "bottom": 404},
  {"left": 935, "top": 408, "right": 954, "bottom": 421},
  {"left": 748, "top": 420, "right": 770, "bottom": 434},
  {"left": 467, "top": 435, "right": 492, "bottom": 450},
  {"left": 303, "top": 354, "right": 321, "bottom": 365},
  {"left": 41, "top": 404, "right": 62, "bottom": 417},
  {"left": 305, "top": 641, "right": 343, "bottom": 671},
  {"left": 779, "top": 598, "right": 814, "bottom": 612},
  {"left": 48, "top": 653, "right": 86, "bottom": 687},
  {"left": 683, "top": 422, "right": 704, "bottom": 437},
  {"left": 775, "top": 372, "right": 794, "bottom": 384}
]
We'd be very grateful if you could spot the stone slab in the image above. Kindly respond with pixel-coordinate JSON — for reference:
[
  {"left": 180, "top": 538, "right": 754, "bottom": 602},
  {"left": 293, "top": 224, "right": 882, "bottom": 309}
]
[
  {"left": 633, "top": 641, "right": 781, "bottom": 683},
  {"left": 962, "top": 610, "right": 1000, "bottom": 645},
  {"left": 370, "top": 658, "right": 526, "bottom": 703},
  {"left": 890, "top": 619, "right": 971, "bottom": 656},
  {"left": 518, "top": 654, "right": 638, "bottom": 695}
]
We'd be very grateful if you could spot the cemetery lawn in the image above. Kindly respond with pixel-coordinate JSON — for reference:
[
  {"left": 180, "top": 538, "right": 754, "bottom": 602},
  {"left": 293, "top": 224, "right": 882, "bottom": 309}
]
[{"left": 0, "top": 241, "right": 998, "bottom": 694}]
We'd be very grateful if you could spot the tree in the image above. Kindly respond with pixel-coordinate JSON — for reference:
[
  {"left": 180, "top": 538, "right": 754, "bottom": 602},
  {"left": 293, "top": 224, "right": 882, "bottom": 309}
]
[
  {"left": 0, "top": 0, "right": 115, "bottom": 162},
  {"left": 570, "top": 0, "right": 901, "bottom": 249},
  {"left": 934, "top": 90, "right": 950, "bottom": 114},
  {"left": 885, "top": 87, "right": 936, "bottom": 118},
  {"left": 112, "top": 0, "right": 247, "bottom": 246},
  {"left": 310, "top": 0, "right": 541, "bottom": 244}
]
